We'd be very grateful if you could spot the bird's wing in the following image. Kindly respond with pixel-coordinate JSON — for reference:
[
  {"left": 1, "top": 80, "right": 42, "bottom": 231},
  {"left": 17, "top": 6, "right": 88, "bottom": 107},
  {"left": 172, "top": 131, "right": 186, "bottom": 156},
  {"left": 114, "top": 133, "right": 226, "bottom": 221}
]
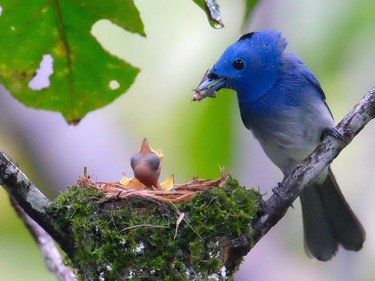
[{"left": 302, "top": 69, "right": 335, "bottom": 119}]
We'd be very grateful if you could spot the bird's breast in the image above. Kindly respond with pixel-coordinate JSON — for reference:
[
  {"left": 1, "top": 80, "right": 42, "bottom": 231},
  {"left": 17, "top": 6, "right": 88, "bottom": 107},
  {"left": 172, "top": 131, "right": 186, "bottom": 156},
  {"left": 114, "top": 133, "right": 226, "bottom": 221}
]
[{"left": 240, "top": 94, "right": 334, "bottom": 175}]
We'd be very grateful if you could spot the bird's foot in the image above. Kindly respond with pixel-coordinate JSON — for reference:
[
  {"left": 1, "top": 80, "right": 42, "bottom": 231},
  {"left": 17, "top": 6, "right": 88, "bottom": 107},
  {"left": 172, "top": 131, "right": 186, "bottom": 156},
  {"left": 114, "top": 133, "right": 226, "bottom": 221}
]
[
  {"left": 272, "top": 182, "right": 287, "bottom": 200},
  {"left": 321, "top": 128, "right": 349, "bottom": 144},
  {"left": 272, "top": 182, "right": 294, "bottom": 208}
]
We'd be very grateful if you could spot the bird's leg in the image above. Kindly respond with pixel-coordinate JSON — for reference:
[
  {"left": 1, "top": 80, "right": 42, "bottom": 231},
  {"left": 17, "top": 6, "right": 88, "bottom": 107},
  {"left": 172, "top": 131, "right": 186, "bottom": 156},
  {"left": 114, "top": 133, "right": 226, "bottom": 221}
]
[{"left": 321, "top": 127, "right": 349, "bottom": 144}]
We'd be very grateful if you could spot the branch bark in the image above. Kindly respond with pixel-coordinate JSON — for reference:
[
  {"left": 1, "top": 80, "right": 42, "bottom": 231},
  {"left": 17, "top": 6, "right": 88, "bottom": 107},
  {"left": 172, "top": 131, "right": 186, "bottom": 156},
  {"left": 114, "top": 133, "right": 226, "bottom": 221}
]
[
  {"left": 251, "top": 87, "right": 375, "bottom": 243},
  {"left": 0, "top": 153, "right": 74, "bottom": 257},
  {"left": 10, "top": 197, "right": 76, "bottom": 281}
]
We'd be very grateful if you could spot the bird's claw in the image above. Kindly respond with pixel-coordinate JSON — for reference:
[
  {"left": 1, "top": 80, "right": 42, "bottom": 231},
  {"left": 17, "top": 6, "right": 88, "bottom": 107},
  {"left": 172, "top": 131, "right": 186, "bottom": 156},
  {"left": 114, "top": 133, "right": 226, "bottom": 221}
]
[
  {"left": 272, "top": 182, "right": 287, "bottom": 200},
  {"left": 272, "top": 182, "right": 294, "bottom": 208},
  {"left": 321, "top": 128, "right": 349, "bottom": 145}
]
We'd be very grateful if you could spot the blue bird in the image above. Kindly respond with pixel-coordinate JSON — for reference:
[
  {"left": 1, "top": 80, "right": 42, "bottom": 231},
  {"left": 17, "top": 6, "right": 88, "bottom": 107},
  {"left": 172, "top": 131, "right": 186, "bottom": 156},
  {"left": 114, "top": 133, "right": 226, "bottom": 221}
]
[{"left": 194, "top": 30, "right": 365, "bottom": 261}]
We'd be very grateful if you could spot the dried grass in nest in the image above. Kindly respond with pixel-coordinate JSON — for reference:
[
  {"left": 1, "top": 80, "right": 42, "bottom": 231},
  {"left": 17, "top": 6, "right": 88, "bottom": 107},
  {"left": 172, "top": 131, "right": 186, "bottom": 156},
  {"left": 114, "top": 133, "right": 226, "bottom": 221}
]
[{"left": 77, "top": 175, "right": 231, "bottom": 203}]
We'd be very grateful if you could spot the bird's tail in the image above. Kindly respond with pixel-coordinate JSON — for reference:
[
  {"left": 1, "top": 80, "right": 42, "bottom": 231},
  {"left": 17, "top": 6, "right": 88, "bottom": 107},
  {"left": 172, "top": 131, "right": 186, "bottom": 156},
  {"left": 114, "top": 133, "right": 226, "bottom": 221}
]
[{"left": 299, "top": 167, "right": 365, "bottom": 261}]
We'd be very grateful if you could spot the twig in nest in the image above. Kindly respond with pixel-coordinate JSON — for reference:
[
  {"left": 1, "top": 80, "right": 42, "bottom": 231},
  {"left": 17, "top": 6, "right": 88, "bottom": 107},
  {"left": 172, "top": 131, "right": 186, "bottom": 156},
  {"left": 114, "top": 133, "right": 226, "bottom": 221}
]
[{"left": 77, "top": 174, "right": 230, "bottom": 203}]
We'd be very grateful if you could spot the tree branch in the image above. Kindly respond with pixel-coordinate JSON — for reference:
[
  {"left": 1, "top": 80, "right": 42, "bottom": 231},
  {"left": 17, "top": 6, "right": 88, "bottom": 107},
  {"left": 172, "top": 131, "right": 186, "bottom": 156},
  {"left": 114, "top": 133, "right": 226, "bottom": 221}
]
[
  {"left": 10, "top": 197, "right": 76, "bottom": 281},
  {"left": 251, "top": 87, "right": 375, "bottom": 243},
  {"left": 0, "top": 88, "right": 374, "bottom": 279},
  {"left": 0, "top": 153, "right": 74, "bottom": 257}
]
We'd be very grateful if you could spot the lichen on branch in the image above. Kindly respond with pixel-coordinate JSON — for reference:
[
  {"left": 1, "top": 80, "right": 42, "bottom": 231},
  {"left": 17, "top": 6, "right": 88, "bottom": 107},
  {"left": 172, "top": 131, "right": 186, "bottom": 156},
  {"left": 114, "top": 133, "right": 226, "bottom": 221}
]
[{"left": 0, "top": 152, "right": 74, "bottom": 256}]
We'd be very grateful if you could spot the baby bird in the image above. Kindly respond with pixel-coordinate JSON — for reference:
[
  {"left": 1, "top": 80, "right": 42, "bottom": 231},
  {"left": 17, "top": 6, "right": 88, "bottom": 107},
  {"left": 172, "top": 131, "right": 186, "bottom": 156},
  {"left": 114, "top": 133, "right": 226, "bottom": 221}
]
[{"left": 130, "top": 138, "right": 163, "bottom": 189}]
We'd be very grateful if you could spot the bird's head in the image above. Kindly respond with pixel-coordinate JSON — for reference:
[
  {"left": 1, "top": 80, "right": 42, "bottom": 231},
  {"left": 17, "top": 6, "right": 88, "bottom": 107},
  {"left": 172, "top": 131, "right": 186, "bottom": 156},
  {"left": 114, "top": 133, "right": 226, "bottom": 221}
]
[
  {"left": 130, "top": 138, "right": 164, "bottom": 172},
  {"left": 193, "top": 30, "right": 288, "bottom": 103}
]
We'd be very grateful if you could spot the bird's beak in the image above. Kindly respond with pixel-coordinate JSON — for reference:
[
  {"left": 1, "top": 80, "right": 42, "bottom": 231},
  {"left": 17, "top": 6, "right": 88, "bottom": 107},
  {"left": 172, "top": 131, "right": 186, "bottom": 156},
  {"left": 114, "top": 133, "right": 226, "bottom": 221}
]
[
  {"left": 192, "top": 70, "right": 227, "bottom": 101},
  {"left": 140, "top": 138, "right": 164, "bottom": 160}
]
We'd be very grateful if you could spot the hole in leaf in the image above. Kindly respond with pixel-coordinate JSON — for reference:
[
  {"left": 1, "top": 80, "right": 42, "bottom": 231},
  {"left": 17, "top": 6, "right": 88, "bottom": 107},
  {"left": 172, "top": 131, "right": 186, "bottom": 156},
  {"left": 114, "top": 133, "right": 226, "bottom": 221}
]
[
  {"left": 109, "top": 80, "right": 120, "bottom": 90},
  {"left": 28, "top": 54, "right": 54, "bottom": 91},
  {"left": 0, "top": 6, "right": 3, "bottom": 16}
]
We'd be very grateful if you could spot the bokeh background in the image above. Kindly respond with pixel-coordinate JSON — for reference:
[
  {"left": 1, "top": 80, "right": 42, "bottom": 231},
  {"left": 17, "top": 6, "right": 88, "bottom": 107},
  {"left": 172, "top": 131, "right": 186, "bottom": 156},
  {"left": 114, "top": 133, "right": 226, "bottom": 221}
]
[{"left": 1, "top": 0, "right": 375, "bottom": 280}]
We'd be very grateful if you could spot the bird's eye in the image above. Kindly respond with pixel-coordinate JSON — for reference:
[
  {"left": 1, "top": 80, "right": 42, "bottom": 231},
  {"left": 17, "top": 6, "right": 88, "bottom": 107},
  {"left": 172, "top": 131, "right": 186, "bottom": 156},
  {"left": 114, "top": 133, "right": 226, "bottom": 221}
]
[{"left": 232, "top": 59, "right": 244, "bottom": 70}]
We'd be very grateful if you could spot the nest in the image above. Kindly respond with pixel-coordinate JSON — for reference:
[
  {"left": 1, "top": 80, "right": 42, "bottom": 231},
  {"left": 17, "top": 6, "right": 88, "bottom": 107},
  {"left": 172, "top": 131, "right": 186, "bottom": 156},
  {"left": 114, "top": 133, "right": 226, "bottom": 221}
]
[
  {"left": 49, "top": 175, "right": 259, "bottom": 280},
  {"left": 77, "top": 174, "right": 231, "bottom": 203}
]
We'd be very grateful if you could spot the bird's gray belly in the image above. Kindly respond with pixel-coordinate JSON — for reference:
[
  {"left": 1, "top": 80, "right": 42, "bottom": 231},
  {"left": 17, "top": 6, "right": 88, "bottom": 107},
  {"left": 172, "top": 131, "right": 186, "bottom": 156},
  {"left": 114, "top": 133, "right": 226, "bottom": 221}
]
[
  {"left": 250, "top": 110, "right": 331, "bottom": 175},
  {"left": 254, "top": 127, "right": 318, "bottom": 175}
]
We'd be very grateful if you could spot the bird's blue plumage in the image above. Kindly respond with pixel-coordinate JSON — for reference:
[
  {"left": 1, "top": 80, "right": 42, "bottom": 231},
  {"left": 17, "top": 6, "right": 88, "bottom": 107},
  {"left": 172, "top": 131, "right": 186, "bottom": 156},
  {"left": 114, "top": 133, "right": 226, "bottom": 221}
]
[
  {"left": 206, "top": 30, "right": 334, "bottom": 174},
  {"left": 195, "top": 30, "right": 364, "bottom": 261},
  {"left": 210, "top": 31, "right": 285, "bottom": 103}
]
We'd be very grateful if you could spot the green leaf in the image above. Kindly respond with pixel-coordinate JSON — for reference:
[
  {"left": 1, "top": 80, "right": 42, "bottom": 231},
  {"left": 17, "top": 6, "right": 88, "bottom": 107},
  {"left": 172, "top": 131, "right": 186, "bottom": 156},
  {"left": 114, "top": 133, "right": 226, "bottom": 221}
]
[
  {"left": 193, "top": 0, "right": 224, "bottom": 29},
  {"left": 243, "top": 0, "right": 259, "bottom": 23},
  {"left": 0, "top": 0, "right": 145, "bottom": 124}
]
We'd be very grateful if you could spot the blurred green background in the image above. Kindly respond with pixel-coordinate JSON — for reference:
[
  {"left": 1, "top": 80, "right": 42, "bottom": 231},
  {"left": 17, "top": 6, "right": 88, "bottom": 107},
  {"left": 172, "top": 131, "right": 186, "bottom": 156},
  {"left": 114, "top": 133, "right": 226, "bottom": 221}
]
[{"left": 1, "top": 0, "right": 375, "bottom": 280}]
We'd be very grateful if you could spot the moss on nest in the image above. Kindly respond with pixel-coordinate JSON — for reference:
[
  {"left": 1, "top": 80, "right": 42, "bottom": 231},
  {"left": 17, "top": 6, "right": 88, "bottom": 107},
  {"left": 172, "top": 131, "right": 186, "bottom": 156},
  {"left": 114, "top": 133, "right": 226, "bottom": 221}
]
[{"left": 47, "top": 178, "right": 261, "bottom": 281}]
